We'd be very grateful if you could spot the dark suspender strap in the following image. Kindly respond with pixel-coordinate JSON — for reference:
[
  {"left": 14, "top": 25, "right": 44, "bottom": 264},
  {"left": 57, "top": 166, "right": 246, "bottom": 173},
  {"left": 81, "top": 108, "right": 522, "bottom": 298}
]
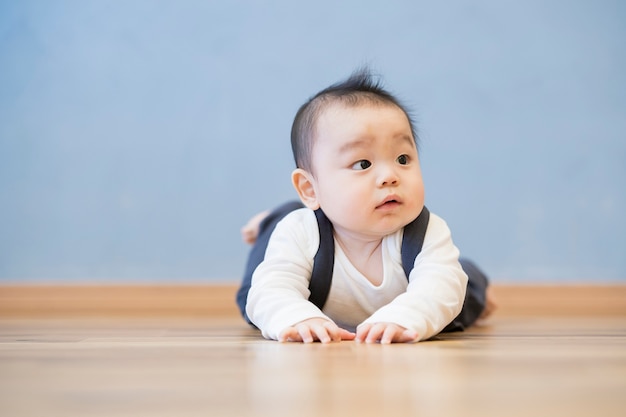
[
  {"left": 400, "top": 206, "right": 430, "bottom": 279},
  {"left": 308, "top": 208, "right": 335, "bottom": 310}
]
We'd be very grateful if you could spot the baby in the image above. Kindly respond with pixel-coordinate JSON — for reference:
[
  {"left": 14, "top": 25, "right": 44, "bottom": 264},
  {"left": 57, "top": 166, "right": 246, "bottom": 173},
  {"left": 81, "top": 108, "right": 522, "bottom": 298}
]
[{"left": 238, "top": 68, "right": 494, "bottom": 344}]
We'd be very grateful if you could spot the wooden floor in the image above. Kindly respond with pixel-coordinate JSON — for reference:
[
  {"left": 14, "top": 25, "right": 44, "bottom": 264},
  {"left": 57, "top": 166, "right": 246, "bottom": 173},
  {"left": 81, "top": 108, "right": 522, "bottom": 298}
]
[{"left": 0, "top": 285, "right": 625, "bottom": 417}]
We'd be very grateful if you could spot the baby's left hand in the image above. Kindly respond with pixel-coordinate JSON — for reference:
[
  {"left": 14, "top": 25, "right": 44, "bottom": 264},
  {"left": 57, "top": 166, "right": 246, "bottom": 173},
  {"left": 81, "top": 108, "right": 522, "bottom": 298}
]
[{"left": 355, "top": 322, "right": 419, "bottom": 344}]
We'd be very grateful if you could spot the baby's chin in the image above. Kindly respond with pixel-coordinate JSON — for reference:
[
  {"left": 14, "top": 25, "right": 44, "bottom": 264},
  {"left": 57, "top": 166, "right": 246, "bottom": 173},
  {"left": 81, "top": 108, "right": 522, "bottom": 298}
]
[{"left": 360, "top": 223, "right": 409, "bottom": 240}]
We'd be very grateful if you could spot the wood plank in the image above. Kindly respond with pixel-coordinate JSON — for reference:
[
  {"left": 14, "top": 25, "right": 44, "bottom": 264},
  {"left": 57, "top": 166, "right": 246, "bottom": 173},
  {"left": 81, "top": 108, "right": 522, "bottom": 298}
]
[{"left": 0, "top": 283, "right": 625, "bottom": 317}]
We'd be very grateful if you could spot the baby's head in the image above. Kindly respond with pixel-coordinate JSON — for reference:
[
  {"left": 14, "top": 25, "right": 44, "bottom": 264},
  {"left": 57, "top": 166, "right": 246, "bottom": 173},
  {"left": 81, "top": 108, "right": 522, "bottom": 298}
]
[
  {"left": 291, "top": 67, "right": 418, "bottom": 174},
  {"left": 290, "top": 68, "right": 425, "bottom": 238}
]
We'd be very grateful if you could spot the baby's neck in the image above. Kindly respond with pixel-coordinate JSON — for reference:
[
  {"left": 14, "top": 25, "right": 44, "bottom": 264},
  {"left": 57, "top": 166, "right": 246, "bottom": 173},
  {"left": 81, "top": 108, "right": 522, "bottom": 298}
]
[{"left": 333, "top": 229, "right": 384, "bottom": 286}]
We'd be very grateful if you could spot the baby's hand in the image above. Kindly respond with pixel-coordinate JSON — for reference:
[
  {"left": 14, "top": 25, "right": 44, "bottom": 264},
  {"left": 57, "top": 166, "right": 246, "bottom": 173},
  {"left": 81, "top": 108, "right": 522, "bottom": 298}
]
[
  {"left": 355, "top": 322, "right": 419, "bottom": 344},
  {"left": 279, "top": 318, "right": 356, "bottom": 343}
]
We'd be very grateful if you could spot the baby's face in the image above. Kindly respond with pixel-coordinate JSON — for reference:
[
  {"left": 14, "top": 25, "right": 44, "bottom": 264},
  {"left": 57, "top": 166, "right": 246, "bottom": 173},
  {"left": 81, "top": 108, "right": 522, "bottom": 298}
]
[{"left": 309, "top": 103, "right": 425, "bottom": 239}]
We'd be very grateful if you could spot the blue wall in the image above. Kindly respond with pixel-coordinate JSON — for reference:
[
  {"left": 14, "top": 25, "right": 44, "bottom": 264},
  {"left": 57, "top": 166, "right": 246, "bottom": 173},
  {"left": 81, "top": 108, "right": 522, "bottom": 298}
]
[{"left": 1, "top": 1, "right": 624, "bottom": 283}]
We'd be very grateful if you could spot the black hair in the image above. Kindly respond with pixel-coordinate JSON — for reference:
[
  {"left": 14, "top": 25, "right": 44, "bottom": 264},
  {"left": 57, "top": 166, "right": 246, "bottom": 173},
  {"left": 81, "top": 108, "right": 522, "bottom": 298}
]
[{"left": 290, "top": 67, "right": 418, "bottom": 173}]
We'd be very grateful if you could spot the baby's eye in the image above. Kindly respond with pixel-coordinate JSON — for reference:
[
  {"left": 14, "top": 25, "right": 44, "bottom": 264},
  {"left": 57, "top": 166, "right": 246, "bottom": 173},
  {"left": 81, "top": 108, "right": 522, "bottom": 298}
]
[
  {"left": 351, "top": 160, "right": 372, "bottom": 170},
  {"left": 397, "top": 154, "right": 410, "bottom": 165}
]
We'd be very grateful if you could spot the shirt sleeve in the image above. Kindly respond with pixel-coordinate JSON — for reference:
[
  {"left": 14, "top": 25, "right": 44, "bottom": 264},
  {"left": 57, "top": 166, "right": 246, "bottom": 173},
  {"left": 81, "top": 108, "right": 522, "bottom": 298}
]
[
  {"left": 361, "top": 213, "right": 468, "bottom": 341},
  {"left": 245, "top": 208, "right": 331, "bottom": 340}
]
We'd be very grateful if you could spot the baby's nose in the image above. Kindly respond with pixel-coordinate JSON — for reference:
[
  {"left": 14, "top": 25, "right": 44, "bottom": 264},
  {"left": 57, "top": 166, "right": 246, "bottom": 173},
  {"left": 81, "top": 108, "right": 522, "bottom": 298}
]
[{"left": 378, "top": 166, "right": 399, "bottom": 186}]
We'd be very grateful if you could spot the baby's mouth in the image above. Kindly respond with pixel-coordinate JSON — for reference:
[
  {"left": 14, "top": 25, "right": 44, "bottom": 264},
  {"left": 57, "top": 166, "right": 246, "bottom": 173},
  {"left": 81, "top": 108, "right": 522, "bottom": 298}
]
[{"left": 376, "top": 196, "right": 401, "bottom": 209}]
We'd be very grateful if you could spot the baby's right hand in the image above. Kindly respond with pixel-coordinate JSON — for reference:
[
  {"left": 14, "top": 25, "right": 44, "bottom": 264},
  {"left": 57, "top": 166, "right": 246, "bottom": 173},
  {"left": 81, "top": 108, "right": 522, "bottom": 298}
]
[{"left": 279, "top": 318, "right": 356, "bottom": 343}]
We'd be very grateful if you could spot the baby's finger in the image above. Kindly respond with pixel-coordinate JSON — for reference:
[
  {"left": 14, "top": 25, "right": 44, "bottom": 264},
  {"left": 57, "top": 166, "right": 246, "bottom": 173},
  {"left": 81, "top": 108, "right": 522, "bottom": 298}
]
[
  {"left": 400, "top": 329, "right": 419, "bottom": 343},
  {"left": 365, "top": 323, "right": 386, "bottom": 344},
  {"left": 278, "top": 327, "right": 301, "bottom": 342},
  {"left": 380, "top": 325, "right": 399, "bottom": 345},
  {"left": 321, "top": 322, "right": 356, "bottom": 342},
  {"left": 296, "top": 324, "right": 315, "bottom": 343},
  {"left": 304, "top": 323, "right": 330, "bottom": 343},
  {"left": 338, "top": 328, "right": 356, "bottom": 341},
  {"left": 319, "top": 321, "right": 341, "bottom": 342},
  {"left": 355, "top": 323, "right": 372, "bottom": 343}
]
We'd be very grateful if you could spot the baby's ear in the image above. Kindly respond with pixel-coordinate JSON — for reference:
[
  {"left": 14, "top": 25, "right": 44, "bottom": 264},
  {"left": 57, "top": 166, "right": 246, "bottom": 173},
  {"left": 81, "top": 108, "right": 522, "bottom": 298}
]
[{"left": 291, "top": 168, "right": 320, "bottom": 210}]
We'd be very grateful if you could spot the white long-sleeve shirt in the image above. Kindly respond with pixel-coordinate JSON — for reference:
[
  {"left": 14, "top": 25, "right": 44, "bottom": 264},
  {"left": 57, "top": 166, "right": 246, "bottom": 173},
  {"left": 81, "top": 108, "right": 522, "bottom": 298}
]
[{"left": 246, "top": 208, "right": 468, "bottom": 342}]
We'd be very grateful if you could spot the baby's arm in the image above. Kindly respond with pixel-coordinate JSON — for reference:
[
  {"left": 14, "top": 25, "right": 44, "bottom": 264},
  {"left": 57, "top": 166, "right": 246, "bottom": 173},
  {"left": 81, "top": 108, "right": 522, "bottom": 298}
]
[
  {"left": 247, "top": 210, "right": 337, "bottom": 341},
  {"left": 359, "top": 214, "right": 468, "bottom": 341},
  {"left": 280, "top": 317, "right": 355, "bottom": 343}
]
